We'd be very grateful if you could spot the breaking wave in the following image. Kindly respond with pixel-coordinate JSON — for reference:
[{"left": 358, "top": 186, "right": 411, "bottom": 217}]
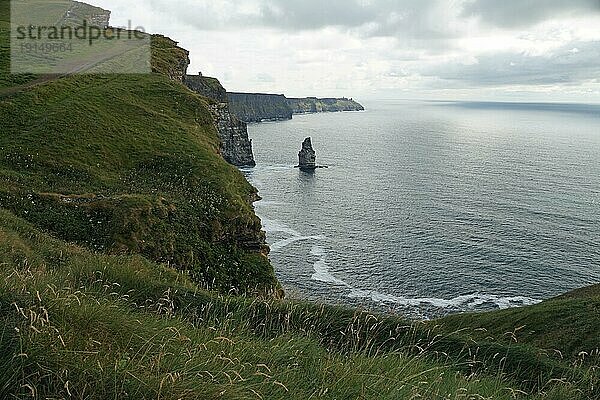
[{"left": 261, "top": 217, "right": 541, "bottom": 312}]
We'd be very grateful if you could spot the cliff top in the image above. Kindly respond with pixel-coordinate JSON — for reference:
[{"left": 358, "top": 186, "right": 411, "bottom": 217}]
[
  {"left": 185, "top": 74, "right": 228, "bottom": 103},
  {"left": 229, "top": 92, "right": 287, "bottom": 97}
]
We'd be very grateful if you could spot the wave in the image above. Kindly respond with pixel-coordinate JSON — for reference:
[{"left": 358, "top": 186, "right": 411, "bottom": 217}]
[
  {"left": 262, "top": 218, "right": 325, "bottom": 252},
  {"left": 307, "top": 244, "right": 541, "bottom": 311},
  {"left": 347, "top": 289, "right": 541, "bottom": 310},
  {"left": 261, "top": 218, "right": 541, "bottom": 312},
  {"left": 245, "top": 164, "right": 295, "bottom": 173},
  {"left": 271, "top": 235, "right": 325, "bottom": 252},
  {"left": 311, "top": 246, "right": 350, "bottom": 286},
  {"left": 261, "top": 218, "right": 302, "bottom": 237}
]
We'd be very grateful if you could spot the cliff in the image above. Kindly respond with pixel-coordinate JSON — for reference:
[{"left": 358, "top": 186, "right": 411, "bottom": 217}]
[
  {"left": 185, "top": 74, "right": 256, "bottom": 167},
  {"left": 151, "top": 35, "right": 190, "bottom": 82},
  {"left": 288, "top": 97, "right": 365, "bottom": 113},
  {"left": 227, "top": 92, "right": 364, "bottom": 123},
  {"left": 0, "top": 26, "right": 277, "bottom": 295},
  {"left": 228, "top": 92, "right": 293, "bottom": 123}
]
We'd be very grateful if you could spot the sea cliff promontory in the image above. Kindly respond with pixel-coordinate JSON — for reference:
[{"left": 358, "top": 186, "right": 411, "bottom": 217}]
[
  {"left": 288, "top": 97, "right": 364, "bottom": 114},
  {"left": 0, "top": 9, "right": 278, "bottom": 296},
  {"left": 227, "top": 92, "right": 293, "bottom": 123},
  {"left": 227, "top": 92, "right": 364, "bottom": 123}
]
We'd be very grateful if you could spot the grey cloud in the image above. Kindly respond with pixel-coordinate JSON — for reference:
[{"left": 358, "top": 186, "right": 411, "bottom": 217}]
[
  {"left": 425, "top": 41, "right": 600, "bottom": 86},
  {"left": 146, "top": 0, "right": 600, "bottom": 42},
  {"left": 166, "top": 0, "right": 600, "bottom": 38},
  {"left": 164, "top": 0, "right": 461, "bottom": 42},
  {"left": 462, "top": 0, "right": 600, "bottom": 28},
  {"left": 257, "top": 0, "right": 452, "bottom": 36},
  {"left": 258, "top": 0, "right": 383, "bottom": 30},
  {"left": 136, "top": 0, "right": 600, "bottom": 93}
]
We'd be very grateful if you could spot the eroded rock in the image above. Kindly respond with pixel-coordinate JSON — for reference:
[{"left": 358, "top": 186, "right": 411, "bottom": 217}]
[{"left": 297, "top": 138, "right": 317, "bottom": 171}]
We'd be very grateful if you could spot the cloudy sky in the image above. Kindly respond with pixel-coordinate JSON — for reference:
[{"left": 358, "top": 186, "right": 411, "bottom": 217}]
[{"left": 94, "top": 0, "right": 600, "bottom": 102}]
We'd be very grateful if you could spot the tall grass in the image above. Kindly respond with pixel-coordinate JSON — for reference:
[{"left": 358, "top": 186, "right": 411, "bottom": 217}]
[{"left": 1, "top": 209, "right": 597, "bottom": 399}]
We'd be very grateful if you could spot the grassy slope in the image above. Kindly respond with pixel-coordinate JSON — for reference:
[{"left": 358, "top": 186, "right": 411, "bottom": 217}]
[
  {"left": 1, "top": 208, "right": 596, "bottom": 399},
  {"left": 0, "top": 4, "right": 277, "bottom": 294},
  {"left": 0, "top": 71, "right": 277, "bottom": 294},
  {"left": 438, "top": 286, "right": 600, "bottom": 359}
]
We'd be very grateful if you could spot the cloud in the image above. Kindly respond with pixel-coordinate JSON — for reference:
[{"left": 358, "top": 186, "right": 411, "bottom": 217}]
[
  {"left": 139, "top": 0, "right": 468, "bottom": 42},
  {"left": 462, "top": 0, "right": 600, "bottom": 28},
  {"left": 93, "top": 0, "right": 600, "bottom": 100},
  {"left": 424, "top": 41, "right": 600, "bottom": 86}
]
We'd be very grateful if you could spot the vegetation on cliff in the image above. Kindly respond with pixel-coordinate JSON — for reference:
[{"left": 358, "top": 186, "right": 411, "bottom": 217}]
[
  {"left": 0, "top": 209, "right": 598, "bottom": 399},
  {"left": 185, "top": 74, "right": 228, "bottom": 103},
  {"left": 0, "top": 6, "right": 276, "bottom": 295}
]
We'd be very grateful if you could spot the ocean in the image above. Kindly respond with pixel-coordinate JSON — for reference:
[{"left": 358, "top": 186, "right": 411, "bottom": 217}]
[{"left": 242, "top": 100, "right": 600, "bottom": 318}]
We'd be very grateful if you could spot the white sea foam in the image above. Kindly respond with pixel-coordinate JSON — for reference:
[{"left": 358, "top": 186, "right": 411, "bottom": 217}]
[
  {"left": 261, "top": 218, "right": 302, "bottom": 237},
  {"left": 255, "top": 164, "right": 295, "bottom": 172},
  {"left": 306, "top": 242, "right": 541, "bottom": 310},
  {"left": 310, "top": 245, "right": 325, "bottom": 257},
  {"left": 262, "top": 218, "right": 325, "bottom": 252},
  {"left": 310, "top": 245, "right": 350, "bottom": 286},
  {"left": 347, "top": 289, "right": 541, "bottom": 310},
  {"left": 256, "top": 200, "right": 286, "bottom": 206},
  {"left": 271, "top": 235, "right": 325, "bottom": 252},
  {"left": 263, "top": 219, "right": 541, "bottom": 313},
  {"left": 312, "top": 260, "right": 349, "bottom": 286}
]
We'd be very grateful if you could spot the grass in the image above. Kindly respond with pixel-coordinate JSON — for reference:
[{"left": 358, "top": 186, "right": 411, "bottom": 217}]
[
  {"left": 436, "top": 292, "right": 600, "bottom": 360},
  {"left": 0, "top": 1, "right": 38, "bottom": 90},
  {"left": 0, "top": 19, "right": 278, "bottom": 294},
  {"left": 0, "top": 74, "right": 278, "bottom": 292},
  {"left": 1, "top": 208, "right": 598, "bottom": 399}
]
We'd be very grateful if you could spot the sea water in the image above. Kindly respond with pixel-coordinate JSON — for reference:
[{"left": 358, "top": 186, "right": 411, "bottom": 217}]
[{"left": 243, "top": 100, "right": 600, "bottom": 318}]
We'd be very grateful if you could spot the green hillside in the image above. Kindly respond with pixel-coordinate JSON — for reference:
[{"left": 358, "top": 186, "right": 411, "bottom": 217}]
[
  {"left": 0, "top": 1, "right": 37, "bottom": 89},
  {"left": 0, "top": 23, "right": 277, "bottom": 295},
  {"left": 438, "top": 286, "right": 600, "bottom": 359}
]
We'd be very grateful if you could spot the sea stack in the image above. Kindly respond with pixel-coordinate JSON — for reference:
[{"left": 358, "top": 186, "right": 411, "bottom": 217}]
[{"left": 297, "top": 137, "right": 317, "bottom": 171}]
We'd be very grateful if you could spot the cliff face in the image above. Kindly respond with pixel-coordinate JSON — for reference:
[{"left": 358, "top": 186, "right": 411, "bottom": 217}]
[
  {"left": 151, "top": 35, "right": 190, "bottom": 82},
  {"left": 227, "top": 92, "right": 364, "bottom": 122},
  {"left": 227, "top": 93, "right": 293, "bottom": 123},
  {"left": 186, "top": 75, "right": 256, "bottom": 167},
  {"left": 185, "top": 75, "right": 228, "bottom": 102},
  {"left": 288, "top": 97, "right": 365, "bottom": 113}
]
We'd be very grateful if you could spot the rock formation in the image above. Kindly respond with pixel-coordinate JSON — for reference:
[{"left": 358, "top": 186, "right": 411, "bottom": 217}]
[
  {"left": 152, "top": 36, "right": 190, "bottom": 83},
  {"left": 297, "top": 138, "right": 317, "bottom": 171},
  {"left": 210, "top": 103, "right": 256, "bottom": 167},
  {"left": 185, "top": 74, "right": 256, "bottom": 167}
]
